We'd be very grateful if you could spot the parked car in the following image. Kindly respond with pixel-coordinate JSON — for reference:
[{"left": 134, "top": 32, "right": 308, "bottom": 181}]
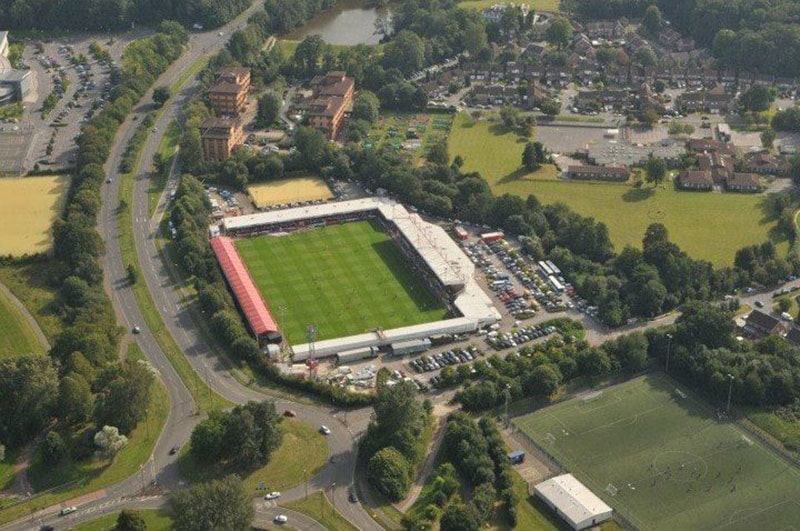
[
  {"left": 283, "top": 410, "right": 297, "bottom": 417},
  {"left": 265, "top": 491, "right": 281, "bottom": 500},
  {"left": 319, "top": 425, "right": 331, "bottom": 435},
  {"left": 169, "top": 446, "right": 179, "bottom": 455},
  {"left": 59, "top": 507, "right": 77, "bottom": 516},
  {"left": 274, "top": 514, "right": 288, "bottom": 523}
]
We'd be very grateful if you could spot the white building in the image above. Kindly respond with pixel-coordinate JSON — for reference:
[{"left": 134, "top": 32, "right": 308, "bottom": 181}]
[
  {"left": 533, "top": 474, "right": 613, "bottom": 530},
  {"left": 0, "top": 32, "right": 8, "bottom": 59}
]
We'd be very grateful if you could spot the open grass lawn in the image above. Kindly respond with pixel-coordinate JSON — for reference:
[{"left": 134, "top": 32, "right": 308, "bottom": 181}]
[
  {"left": 515, "top": 375, "right": 800, "bottom": 531},
  {"left": 448, "top": 113, "right": 784, "bottom": 266},
  {"left": 283, "top": 491, "right": 358, "bottom": 531},
  {"left": 0, "top": 346, "right": 169, "bottom": 524},
  {"left": 73, "top": 509, "right": 173, "bottom": 531},
  {"left": 235, "top": 220, "right": 449, "bottom": 343},
  {"left": 458, "top": 0, "right": 562, "bottom": 12},
  {"left": 366, "top": 112, "right": 453, "bottom": 166},
  {"left": 0, "top": 283, "right": 44, "bottom": 358},
  {"left": 248, "top": 175, "right": 334, "bottom": 208},
  {"left": 0, "top": 262, "right": 61, "bottom": 340},
  {"left": 180, "top": 419, "right": 328, "bottom": 494},
  {"left": 277, "top": 40, "right": 352, "bottom": 60},
  {"left": 0, "top": 175, "right": 70, "bottom": 256}
]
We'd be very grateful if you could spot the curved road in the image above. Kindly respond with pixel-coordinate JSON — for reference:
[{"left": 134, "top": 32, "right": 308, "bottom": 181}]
[{"left": 2, "top": 4, "right": 380, "bottom": 530}]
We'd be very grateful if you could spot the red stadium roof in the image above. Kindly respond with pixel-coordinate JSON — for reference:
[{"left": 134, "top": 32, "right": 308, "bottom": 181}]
[{"left": 210, "top": 236, "right": 279, "bottom": 337}]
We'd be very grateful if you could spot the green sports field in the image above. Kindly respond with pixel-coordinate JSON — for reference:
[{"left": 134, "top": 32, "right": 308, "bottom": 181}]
[
  {"left": 515, "top": 376, "right": 800, "bottom": 531},
  {"left": 235, "top": 220, "right": 449, "bottom": 343}
]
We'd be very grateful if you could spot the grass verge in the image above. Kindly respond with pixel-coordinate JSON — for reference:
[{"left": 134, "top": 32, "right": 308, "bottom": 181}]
[
  {"left": 149, "top": 119, "right": 182, "bottom": 216},
  {"left": 178, "top": 419, "right": 327, "bottom": 494},
  {"left": 118, "top": 117, "right": 230, "bottom": 413},
  {"left": 283, "top": 491, "right": 358, "bottom": 531},
  {"left": 0, "top": 278, "right": 46, "bottom": 358},
  {"left": 73, "top": 509, "right": 173, "bottom": 530},
  {"left": 0, "top": 262, "right": 62, "bottom": 341},
  {"left": 0, "top": 345, "right": 169, "bottom": 524}
]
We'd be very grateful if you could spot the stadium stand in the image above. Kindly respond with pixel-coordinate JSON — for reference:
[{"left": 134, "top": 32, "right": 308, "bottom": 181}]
[{"left": 210, "top": 236, "right": 282, "bottom": 345}]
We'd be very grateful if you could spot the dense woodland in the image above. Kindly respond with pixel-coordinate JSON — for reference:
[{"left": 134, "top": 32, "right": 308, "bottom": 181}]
[
  {"left": 0, "top": 0, "right": 251, "bottom": 31},
  {"left": 567, "top": 0, "right": 800, "bottom": 77}
]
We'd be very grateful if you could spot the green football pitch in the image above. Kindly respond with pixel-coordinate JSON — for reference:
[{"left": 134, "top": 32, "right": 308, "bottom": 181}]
[
  {"left": 515, "top": 375, "right": 800, "bottom": 531},
  {"left": 235, "top": 220, "right": 449, "bottom": 343}
]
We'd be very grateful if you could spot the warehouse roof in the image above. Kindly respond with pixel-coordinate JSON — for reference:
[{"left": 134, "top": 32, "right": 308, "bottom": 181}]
[
  {"left": 210, "top": 236, "right": 278, "bottom": 337},
  {"left": 534, "top": 474, "right": 612, "bottom": 527}
]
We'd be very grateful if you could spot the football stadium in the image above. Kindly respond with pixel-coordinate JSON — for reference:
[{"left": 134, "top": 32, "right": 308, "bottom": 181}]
[{"left": 210, "top": 197, "right": 500, "bottom": 360}]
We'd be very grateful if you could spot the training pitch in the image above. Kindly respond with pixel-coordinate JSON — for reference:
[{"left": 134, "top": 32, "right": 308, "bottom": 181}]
[
  {"left": 0, "top": 175, "right": 70, "bottom": 255},
  {"left": 515, "top": 375, "right": 800, "bottom": 531},
  {"left": 235, "top": 220, "right": 449, "bottom": 343},
  {"left": 247, "top": 176, "right": 334, "bottom": 208}
]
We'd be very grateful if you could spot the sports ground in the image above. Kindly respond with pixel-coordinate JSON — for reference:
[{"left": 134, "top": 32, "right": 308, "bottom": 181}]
[
  {"left": 247, "top": 176, "right": 333, "bottom": 208},
  {"left": 0, "top": 175, "right": 70, "bottom": 255},
  {"left": 235, "top": 220, "right": 449, "bottom": 343},
  {"left": 515, "top": 375, "right": 800, "bottom": 531}
]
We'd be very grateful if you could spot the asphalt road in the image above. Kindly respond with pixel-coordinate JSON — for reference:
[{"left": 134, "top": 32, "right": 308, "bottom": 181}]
[{"left": 2, "top": 4, "right": 379, "bottom": 530}]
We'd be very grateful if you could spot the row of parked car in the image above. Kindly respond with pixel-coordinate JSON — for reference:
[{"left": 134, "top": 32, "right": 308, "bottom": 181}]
[
  {"left": 486, "top": 324, "right": 557, "bottom": 350},
  {"left": 409, "top": 346, "right": 482, "bottom": 373}
]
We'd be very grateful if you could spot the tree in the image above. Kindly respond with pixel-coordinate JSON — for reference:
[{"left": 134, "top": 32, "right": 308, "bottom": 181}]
[
  {"left": 152, "top": 86, "right": 170, "bottom": 107},
  {"left": 500, "top": 105, "right": 519, "bottom": 129},
  {"left": 352, "top": 90, "right": 380, "bottom": 123},
  {"left": 524, "top": 364, "right": 561, "bottom": 397},
  {"left": 94, "top": 359, "right": 154, "bottom": 434},
  {"left": 546, "top": 18, "right": 573, "bottom": 49},
  {"left": 635, "top": 46, "right": 657, "bottom": 68},
  {"left": 382, "top": 30, "right": 424, "bottom": 76},
  {"left": 293, "top": 35, "right": 326, "bottom": 77},
  {"left": 645, "top": 154, "right": 667, "bottom": 186},
  {"left": 0, "top": 354, "right": 58, "bottom": 447},
  {"left": 115, "top": 509, "right": 147, "bottom": 531},
  {"left": 761, "top": 128, "right": 777, "bottom": 149},
  {"left": 540, "top": 99, "right": 560, "bottom": 116},
  {"left": 740, "top": 84, "right": 773, "bottom": 113},
  {"left": 427, "top": 140, "right": 449, "bottom": 165},
  {"left": 126, "top": 263, "right": 138, "bottom": 284},
  {"left": 778, "top": 297, "right": 792, "bottom": 313},
  {"left": 59, "top": 373, "right": 94, "bottom": 423},
  {"left": 642, "top": 5, "right": 663, "bottom": 35},
  {"left": 368, "top": 447, "right": 412, "bottom": 501},
  {"left": 0, "top": 443, "right": 4, "bottom": 462},
  {"left": 653, "top": 79, "right": 666, "bottom": 93},
  {"left": 440, "top": 497, "right": 481, "bottom": 531},
  {"left": 171, "top": 475, "right": 254, "bottom": 531},
  {"left": 522, "top": 142, "right": 540, "bottom": 171},
  {"left": 257, "top": 91, "right": 282, "bottom": 125},
  {"left": 94, "top": 425, "right": 128, "bottom": 458},
  {"left": 41, "top": 431, "right": 67, "bottom": 465}
]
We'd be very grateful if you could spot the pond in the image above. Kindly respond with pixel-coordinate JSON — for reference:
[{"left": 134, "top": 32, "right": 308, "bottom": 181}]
[{"left": 284, "top": 0, "right": 392, "bottom": 46}]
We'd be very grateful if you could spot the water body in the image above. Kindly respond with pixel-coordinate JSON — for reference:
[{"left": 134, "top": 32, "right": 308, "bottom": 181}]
[{"left": 285, "top": 0, "right": 392, "bottom": 46}]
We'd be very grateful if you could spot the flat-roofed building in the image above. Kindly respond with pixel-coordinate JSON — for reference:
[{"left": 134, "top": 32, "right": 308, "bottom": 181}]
[
  {"left": 208, "top": 67, "right": 250, "bottom": 116},
  {"left": 533, "top": 474, "right": 613, "bottom": 530},
  {"left": 200, "top": 116, "right": 244, "bottom": 162},
  {"left": 0, "top": 31, "right": 31, "bottom": 103}
]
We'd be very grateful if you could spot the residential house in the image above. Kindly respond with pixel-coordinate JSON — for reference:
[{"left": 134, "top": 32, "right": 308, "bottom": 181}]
[
  {"left": 744, "top": 310, "right": 786, "bottom": 337},
  {"left": 200, "top": 117, "right": 245, "bottom": 162},
  {"left": 677, "top": 169, "right": 713, "bottom": 190},
  {"left": 743, "top": 151, "right": 789, "bottom": 175},
  {"left": 208, "top": 67, "right": 251, "bottom": 116},
  {"left": 726, "top": 172, "right": 761, "bottom": 193},
  {"left": 785, "top": 327, "right": 800, "bottom": 346},
  {"left": 658, "top": 28, "right": 695, "bottom": 52},
  {"left": 566, "top": 165, "right": 629, "bottom": 182}
]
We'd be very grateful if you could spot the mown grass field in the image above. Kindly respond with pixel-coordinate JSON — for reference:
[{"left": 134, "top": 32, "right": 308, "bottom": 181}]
[
  {"left": 0, "top": 284, "right": 43, "bottom": 358},
  {"left": 515, "top": 375, "right": 800, "bottom": 531},
  {"left": 459, "top": 0, "right": 562, "bottom": 11},
  {"left": 248, "top": 176, "right": 333, "bottom": 208},
  {"left": 447, "top": 113, "right": 784, "bottom": 266},
  {"left": 0, "top": 175, "right": 70, "bottom": 256},
  {"left": 235, "top": 220, "right": 448, "bottom": 343},
  {"left": 73, "top": 509, "right": 173, "bottom": 530},
  {"left": 284, "top": 491, "right": 358, "bottom": 531},
  {"left": 179, "top": 419, "right": 327, "bottom": 494}
]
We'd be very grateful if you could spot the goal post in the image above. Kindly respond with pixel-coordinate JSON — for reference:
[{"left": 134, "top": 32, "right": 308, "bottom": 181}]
[{"left": 606, "top": 483, "right": 618, "bottom": 497}]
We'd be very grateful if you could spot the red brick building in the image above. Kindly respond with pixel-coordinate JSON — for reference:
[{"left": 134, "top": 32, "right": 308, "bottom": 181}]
[
  {"left": 208, "top": 67, "right": 251, "bottom": 116},
  {"left": 306, "top": 71, "right": 354, "bottom": 140},
  {"left": 200, "top": 117, "right": 245, "bottom": 162}
]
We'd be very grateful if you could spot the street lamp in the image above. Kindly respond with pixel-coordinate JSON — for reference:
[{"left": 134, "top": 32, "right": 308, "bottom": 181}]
[
  {"left": 665, "top": 333, "right": 673, "bottom": 373},
  {"left": 726, "top": 373, "right": 735, "bottom": 414}
]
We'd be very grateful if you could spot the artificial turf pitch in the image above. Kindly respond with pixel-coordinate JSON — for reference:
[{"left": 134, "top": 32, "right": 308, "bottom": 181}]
[
  {"left": 515, "top": 375, "right": 800, "bottom": 531},
  {"left": 234, "top": 220, "right": 449, "bottom": 343}
]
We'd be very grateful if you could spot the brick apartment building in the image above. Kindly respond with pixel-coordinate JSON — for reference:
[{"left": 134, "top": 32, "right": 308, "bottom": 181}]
[
  {"left": 306, "top": 71, "right": 354, "bottom": 140},
  {"left": 208, "top": 67, "right": 251, "bottom": 116},
  {"left": 200, "top": 117, "right": 245, "bottom": 162}
]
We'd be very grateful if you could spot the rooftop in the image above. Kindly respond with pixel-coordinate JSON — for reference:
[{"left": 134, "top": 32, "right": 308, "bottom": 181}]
[{"left": 534, "top": 474, "right": 612, "bottom": 525}]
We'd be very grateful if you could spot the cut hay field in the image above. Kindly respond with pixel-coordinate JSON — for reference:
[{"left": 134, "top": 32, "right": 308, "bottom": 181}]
[
  {"left": 447, "top": 113, "right": 783, "bottom": 266},
  {"left": 235, "top": 220, "right": 448, "bottom": 343},
  {"left": 0, "top": 285, "right": 43, "bottom": 358},
  {"left": 459, "top": 0, "right": 561, "bottom": 12},
  {"left": 0, "top": 175, "right": 70, "bottom": 256},
  {"left": 248, "top": 176, "right": 334, "bottom": 208},
  {"left": 515, "top": 376, "right": 800, "bottom": 531}
]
